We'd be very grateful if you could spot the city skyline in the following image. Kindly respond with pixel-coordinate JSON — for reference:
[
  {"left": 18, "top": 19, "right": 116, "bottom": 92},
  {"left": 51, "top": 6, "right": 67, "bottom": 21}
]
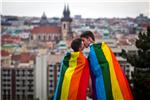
[{"left": 1, "top": 0, "right": 150, "bottom": 18}]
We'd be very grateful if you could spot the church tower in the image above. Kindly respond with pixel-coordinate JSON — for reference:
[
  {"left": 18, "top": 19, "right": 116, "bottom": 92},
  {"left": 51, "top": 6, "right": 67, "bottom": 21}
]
[
  {"left": 61, "top": 4, "right": 72, "bottom": 40},
  {"left": 39, "top": 12, "right": 49, "bottom": 26}
]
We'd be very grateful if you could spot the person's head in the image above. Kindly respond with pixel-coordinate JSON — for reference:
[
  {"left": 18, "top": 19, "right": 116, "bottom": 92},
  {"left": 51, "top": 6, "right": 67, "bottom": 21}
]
[
  {"left": 71, "top": 38, "right": 84, "bottom": 52},
  {"left": 80, "top": 31, "right": 95, "bottom": 48}
]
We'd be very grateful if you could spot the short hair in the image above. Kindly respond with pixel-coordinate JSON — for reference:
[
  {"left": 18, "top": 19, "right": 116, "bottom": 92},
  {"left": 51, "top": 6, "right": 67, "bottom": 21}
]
[
  {"left": 71, "top": 38, "right": 82, "bottom": 52},
  {"left": 80, "top": 31, "right": 95, "bottom": 41}
]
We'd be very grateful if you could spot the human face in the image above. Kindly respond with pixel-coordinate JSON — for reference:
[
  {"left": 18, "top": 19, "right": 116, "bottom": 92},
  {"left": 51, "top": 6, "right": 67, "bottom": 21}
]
[
  {"left": 81, "top": 37, "right": 91, "bottom": 48},
  {"left": 79, "top": 41, "right": 85, "bottom": 51}
]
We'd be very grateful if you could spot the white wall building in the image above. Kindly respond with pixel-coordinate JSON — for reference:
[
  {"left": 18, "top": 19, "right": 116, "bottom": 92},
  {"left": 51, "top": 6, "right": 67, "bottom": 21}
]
[{"left": 35, "top": 54, "right": 48, "bottom": 100}]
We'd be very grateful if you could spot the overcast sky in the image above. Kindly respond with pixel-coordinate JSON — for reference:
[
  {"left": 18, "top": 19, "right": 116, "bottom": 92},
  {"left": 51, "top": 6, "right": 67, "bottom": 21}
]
[{"left": 1, "top": 0, "right": 150, "bottom": 18}]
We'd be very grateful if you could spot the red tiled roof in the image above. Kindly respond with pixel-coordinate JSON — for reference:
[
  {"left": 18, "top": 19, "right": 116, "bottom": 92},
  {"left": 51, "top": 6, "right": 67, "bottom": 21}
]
[
  {"left": 20, "top": 53, "right": 30, "bottom": 63},
  {"left": 31, "top": 26, "right": 61, "bottom": 34},
  {"left": 142, "top": 22, "right": 150, "bottom": 27},
  {"left": 12, "top": 55, "right": 20, "bottom": 61},
  {"left": 12, "top": 52, "right": 36, "bottom": 63},
  {"left": 1, "top": 34, "right": 11, "bottom": 38},
  {"left": 2, "top": 34, "right": 21, "bottom": 44},
  {"left": 1, "top": 50, "right": 10, "bottom": 57}
]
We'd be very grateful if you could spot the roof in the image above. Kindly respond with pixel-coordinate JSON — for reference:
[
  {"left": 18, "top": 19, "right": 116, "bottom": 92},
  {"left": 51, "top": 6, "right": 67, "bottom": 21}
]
[
  {"left": 12, "top": 52, "right": 36, "bottom": 63},
  {"left": 2, "top": 44, "right": 20, "bottom": 49},
  {"left": 58, "top": 41, "right": 67, "bottom": 50},
  {"left": 31, "top": 26, "right": 61, "bottom": 34},
  {"left": 1, "top": 34, "right": 11, "bottom": 38},
  {"left": 2, "top": 34, "right": 21, "bottom": 44},
  {"left": 142, "top": 22, "right": 150, "bottom": 27},
  {"left": 11, "top": 54, "right": 20, "bottom": 61},
  {"left": 1, "top": 50, "right": 10, "bottom": 57}
]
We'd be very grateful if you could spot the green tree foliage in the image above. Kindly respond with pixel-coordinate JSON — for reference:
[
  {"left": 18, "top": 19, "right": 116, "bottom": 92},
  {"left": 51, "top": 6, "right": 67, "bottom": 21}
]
[
  {"left": 121, "top": 26, "right": 150, "bottom": 100},
  {"left": 123, "top": 27, "right": 150, "bottom": 68}
]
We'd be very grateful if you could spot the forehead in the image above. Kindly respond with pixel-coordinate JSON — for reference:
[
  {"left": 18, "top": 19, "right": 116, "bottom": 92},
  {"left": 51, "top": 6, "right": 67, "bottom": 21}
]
[{"left": 81, "top": 37, "right": 87, "bottom": 41}]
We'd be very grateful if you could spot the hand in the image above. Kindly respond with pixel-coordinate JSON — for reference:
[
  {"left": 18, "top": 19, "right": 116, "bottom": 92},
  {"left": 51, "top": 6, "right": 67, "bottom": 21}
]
[{"left": 86, "top": 88, "right": 93, "bottom": 98}]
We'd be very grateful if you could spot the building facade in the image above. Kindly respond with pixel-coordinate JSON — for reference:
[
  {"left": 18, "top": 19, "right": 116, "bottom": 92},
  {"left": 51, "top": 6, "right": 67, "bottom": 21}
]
[
  {"left": 30, "top": 5, "right": 73, "bottom": 43},
  {"left": 1, "top": 50, "right": 35, "bottom": 100},
  {"left": 47, "top": 54, "right": 63, "bottom": 97},
  {"left": 1, "top": 64, "right": 35, "bottom": 100},
  {"left": 35, "top": 54, "right": 48, "bottom": 100},
  {"left": 30, "top": 12, "right": 61, "bottom": 43}
]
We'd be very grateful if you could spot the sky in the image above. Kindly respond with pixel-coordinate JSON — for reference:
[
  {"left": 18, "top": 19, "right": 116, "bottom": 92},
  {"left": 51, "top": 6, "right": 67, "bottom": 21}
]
[{"left": 1, "top": 0, "right": 150, "bottom": 18}]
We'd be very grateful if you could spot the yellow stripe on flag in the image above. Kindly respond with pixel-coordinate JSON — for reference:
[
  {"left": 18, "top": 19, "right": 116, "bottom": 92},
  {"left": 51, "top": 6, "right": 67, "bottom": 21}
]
[
  {"left": 60, "top": 52, "right": 79, "bottom": 100},
  {"left": 102, "top": 42, "right": 124, "bottom": 100}
]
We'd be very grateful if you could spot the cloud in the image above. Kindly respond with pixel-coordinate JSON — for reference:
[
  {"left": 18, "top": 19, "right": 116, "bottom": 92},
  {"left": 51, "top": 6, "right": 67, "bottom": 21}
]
[{"left": 2, "top": 1, "right": 149, "bottom": 18}]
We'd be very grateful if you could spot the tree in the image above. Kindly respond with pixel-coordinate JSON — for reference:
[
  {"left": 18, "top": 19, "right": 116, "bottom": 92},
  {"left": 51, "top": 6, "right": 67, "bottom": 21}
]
[{"left": 121, "top": 26, "right": 150, "bottom": 100}]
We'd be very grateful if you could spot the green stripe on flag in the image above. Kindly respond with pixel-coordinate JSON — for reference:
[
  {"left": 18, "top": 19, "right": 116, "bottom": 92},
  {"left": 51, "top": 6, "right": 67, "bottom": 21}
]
[
  {"left": 93, "top": 43, "right": 113, "bottom": 100},
  {"left": 56, "top": 52, "right": 71, "bottom": 100}
]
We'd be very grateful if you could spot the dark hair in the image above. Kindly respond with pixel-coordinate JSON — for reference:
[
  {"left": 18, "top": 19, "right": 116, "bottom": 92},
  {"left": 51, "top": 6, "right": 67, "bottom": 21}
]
[
  {"left": 80, "top": 31, "right": 95, "bottom": 41},
  {"left": 71, "top": 38, "right": 82, "bottom": 52}
]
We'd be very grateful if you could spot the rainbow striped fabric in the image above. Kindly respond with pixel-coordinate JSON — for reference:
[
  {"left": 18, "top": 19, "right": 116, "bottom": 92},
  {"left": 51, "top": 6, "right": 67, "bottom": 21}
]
[
  {"left": 88, "top": 42, "right": 133, "bottom": 100},
  {"left": 54, "top": 52, "right": 90, "bottom": 100}
]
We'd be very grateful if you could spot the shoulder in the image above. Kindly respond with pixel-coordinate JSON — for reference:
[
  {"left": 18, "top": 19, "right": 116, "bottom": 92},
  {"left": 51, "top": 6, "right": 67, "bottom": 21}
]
[
  {"left": 91, "top": 42, "right": 108, "bottom": 47},
  {"left": 65, "top": 52, "right": 71, "bottom": 56},
  {"left": 63, "top": 52, "right": 71, "bottom": 60},
  {"left": 89, "top": 42, "right": 109, "bottom": 53}
]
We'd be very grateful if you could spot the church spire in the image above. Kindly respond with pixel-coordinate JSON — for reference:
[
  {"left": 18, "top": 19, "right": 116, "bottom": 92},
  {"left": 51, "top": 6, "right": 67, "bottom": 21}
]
[
  {"left": 61, "top": 4, "right": 72, "bottom": 22},
  {"left": 63, "top": 4, "right": 67, "bottom": 17},
  {"left": 66, "top": 4, "right": 70, "bottom": 16}
]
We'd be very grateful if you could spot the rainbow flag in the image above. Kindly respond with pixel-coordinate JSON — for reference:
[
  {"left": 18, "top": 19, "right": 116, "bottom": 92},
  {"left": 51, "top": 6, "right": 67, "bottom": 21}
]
[
  {"left": 88, "top": 42, "right": 133, "bottom": 100},
  {"left": 54, "top": 52, "right": 90, "bottom": 100}
]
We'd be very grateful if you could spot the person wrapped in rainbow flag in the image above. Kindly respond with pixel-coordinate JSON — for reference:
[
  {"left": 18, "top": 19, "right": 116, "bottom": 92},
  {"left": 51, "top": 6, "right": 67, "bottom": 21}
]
[
  {"left": 80, "top": 31, "right": 133, "bottom": 100},
  {"left": 54, "top": 38, "right": 90, "bottom": 100}
]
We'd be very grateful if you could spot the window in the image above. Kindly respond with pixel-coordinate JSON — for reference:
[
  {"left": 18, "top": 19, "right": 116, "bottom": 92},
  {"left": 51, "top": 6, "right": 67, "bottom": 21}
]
[
  {"left": 50, "top": 84, "right": 53, "bottom": 87},
  {"left": 28, "top": 89, "right": 33, "bottom": 92},
  {"left": 50, "top": 90, "right": 53, "bottom": 93},
  {"left": 43, "top": 35, "right": 46, "bottom": 41},
  {"left": 50, "top": 80, "right": 53, "bottom": 83},
  {"left": 30, "top": 35, "right": 33, "bottom": 40},
  {"left": 63, "top": 23, "right": 66, "bottom": 29},
  {"left": 50, "top": 75, "right": 53, "bottom": 77},
  {"left": 49, "top": 69, "right": 53, "bottom": 72},
  {"left": 38, "top": 35, "right": 41, "bottom": 40},
  {"left": 17, "top": 95, "right": 20, "bottom": 100},
  {"left": 28, "top": 95, "right": 34, "bottom": 100},
  {"left": 3, "top": 95, "right": 7, "bottom": 100},
  {"left": 49, "top": 35, "right": 51, "bottom": 40},
  {"left": 7, "top": 84, "right": 10, "bottom": 87}
]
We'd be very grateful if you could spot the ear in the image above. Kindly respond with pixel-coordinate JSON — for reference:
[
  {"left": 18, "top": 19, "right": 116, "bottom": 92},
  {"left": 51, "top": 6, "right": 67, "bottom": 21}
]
[{"left": 88, "top": 37, "right": 93, "bottom": 42}]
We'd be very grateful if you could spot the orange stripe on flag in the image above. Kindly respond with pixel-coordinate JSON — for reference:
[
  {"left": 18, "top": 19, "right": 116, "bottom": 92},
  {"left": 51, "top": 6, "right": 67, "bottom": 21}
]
[
  {"left": 110, "top": 48, "right": 133, "bottom": 100},
  {"left": 68, "top": 53, "right": 84, "bottom": 100}
]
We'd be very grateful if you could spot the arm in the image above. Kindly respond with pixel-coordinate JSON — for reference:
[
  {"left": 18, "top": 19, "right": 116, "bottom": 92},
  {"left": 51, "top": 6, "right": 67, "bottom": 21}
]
[{"left": 87, "top": 76, "right": 93, "bottom": 98}]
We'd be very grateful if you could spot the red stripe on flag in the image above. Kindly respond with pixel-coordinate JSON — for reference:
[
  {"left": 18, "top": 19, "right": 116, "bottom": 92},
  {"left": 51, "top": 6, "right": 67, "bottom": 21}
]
[{"left": 110, "top": 48, "right": 133, "bottom": 100}]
